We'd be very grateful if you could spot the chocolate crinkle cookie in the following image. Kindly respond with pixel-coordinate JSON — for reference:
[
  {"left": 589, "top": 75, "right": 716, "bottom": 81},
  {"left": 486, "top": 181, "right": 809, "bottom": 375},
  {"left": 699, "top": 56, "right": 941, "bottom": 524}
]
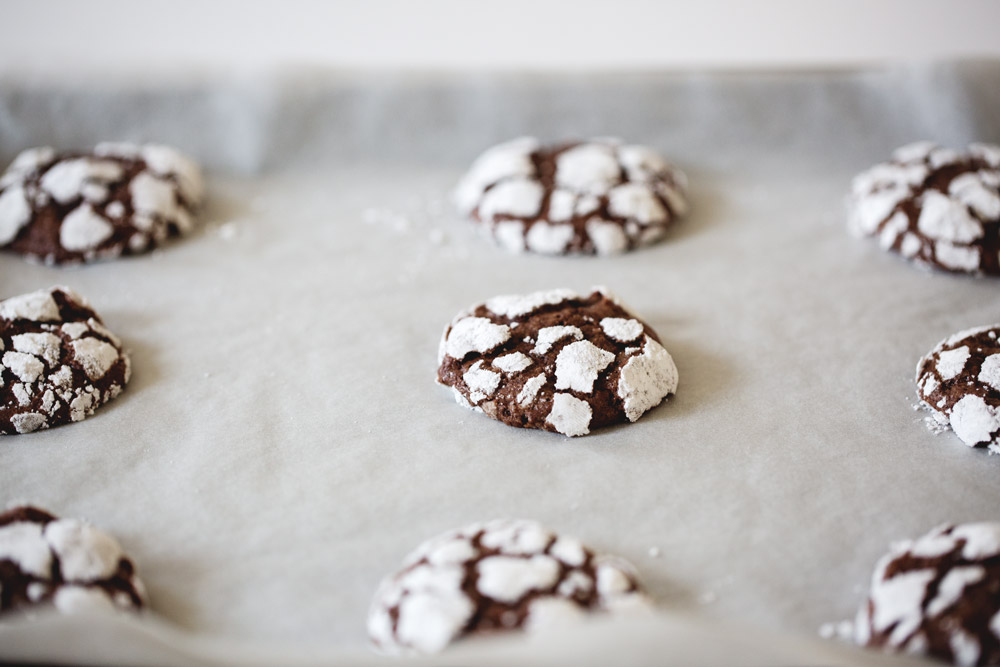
[
  {"left": 368, "top": 519, "right": 649, "bottom": 655},
  {"left": 436, "top": 288, "right": 678, "bottom": 437},
  {"left": 454, "top": 137, "right": 688, "bottom": 255},
  {"left": 849, "top": 141, "right": 1000, "bottom": 275},
  {"left": 1, "top": 286, "right": 130, "bottom": 435},
  {"left": 854, "top": 522, "right": 1000, "bottom": 666},
  {"left": 916, "top": 325, "right": 1000, "bottom": 452},
  {"left": 0, "top": 142, "right": 203, "bottom": 264},
  {"left": 0, "top": 505, "right": 145, "bottom": 615}
]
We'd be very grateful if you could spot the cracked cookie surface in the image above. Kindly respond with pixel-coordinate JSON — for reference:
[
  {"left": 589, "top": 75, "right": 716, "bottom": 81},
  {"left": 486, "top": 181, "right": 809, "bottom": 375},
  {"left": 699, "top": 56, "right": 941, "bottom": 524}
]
[
  {"left": 1, "top": 286, "right": 130, "bottom": 435},
  {"left": 0, "top": 142, "right": 203, "bottom": 264},
  {"left": 437, "top": 288, "right": 678, "bottom": 437},
  {"left": 849, "top": 141, "right": 1000, "bottom": 275},
  {"left": 854, "top": 522, "right": 1000, "bottom": 666},
  {"left": 368, "top": 518, "right": 648, "bottom": 655},
  {"left": 454, "top": 138, "right": 688, "bottom": 255},
  {"left": 916, "top": 324, "right": 1000, "bottom": 451},
  {"left": 0, "top": 505, "right": 145, "bottom": 615}
]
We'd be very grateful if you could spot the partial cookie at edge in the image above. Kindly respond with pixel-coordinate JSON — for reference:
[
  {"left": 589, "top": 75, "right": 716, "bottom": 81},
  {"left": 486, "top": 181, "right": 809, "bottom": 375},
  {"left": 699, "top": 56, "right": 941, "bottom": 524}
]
[
  {"left": 0, "top": 505, "right": 145, "bottom": 615},
  {"left": 1, "top": 286, "right": 131, "bottom": 435},
  {"left": 853, "top": 522, "right": 1000, "bottom": 666},
  {"left": 367, "top": 518, "right": 649, "bottom": 655},
  {"left": 848, "top": 141, "right": 1000, "bottom": 275},
  {"left": 915, "top": 324, "right": 1000, "bottom": 451}
]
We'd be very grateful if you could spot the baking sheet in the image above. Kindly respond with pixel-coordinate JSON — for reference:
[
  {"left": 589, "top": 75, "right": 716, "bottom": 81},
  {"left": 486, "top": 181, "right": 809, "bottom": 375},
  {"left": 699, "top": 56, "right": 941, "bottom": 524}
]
[{"left": 1, "top": 60, "right": 1000, "bottom": 666}]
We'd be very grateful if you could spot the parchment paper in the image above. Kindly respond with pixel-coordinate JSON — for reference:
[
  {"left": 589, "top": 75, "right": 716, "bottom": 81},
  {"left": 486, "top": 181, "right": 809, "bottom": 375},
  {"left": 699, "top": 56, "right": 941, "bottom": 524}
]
[{"left": 1, "top": 60, "right": 1000, "bottom": 666}]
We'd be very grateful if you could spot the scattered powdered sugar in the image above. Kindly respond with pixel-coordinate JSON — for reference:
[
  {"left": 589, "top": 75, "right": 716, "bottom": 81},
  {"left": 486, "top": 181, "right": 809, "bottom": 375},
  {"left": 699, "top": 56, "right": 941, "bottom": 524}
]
[
  {"left": 363, "top": 207, "right": 411, "bottom": 232},
  {"left": 819, "top": 619, "right": 856, "bottom": 641}
]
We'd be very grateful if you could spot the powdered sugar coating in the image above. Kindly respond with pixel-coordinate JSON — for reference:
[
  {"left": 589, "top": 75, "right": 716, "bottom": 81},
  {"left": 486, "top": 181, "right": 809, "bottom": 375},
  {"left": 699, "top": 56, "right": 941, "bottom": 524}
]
[
  {"left": 916, "top": 325, "right": 1000, "bottom": 451},
  {"left": 600, "top": 317, "right": 644, "bottom": 343},
  {"left": 545, "top": 392, "right": 593, "bottom": 437},
  {"left": 1, "top": 287, "right": 130, "bottom": 435},
  {"left": 849, "top": 142, "right": 1000, "bottom": 275},
  {"left": 853, "top": 522, "right": 1000, "bottom": 665},
  {"left": 456, "top": 138, "right": 688, "bottom": 256},
  {"left": 0, "top": 143, "right": 203, "bottom": 264},
  {"left": 367, "top": 519, "right": 648, "bottom": 655},
  {"left": 486, "top": 288, "right": 578, "bottom": 319},
  {"left": 437, "top": 288, "right": 678, "bottom": 437},
  {"left": 0, "top": 506, "right": 145, "bottom": 616},
  {"left": 554, "top": 341, "right": 615, "bottom": 393},
  {"left": 493, "top": 351, "right": 533, "bottom": 374},
  {"left": 618, "top": 336, "right": 681, "bottom": 422},
  {"left": 442, "top": 317, "right": 511, "bottom": 361}
]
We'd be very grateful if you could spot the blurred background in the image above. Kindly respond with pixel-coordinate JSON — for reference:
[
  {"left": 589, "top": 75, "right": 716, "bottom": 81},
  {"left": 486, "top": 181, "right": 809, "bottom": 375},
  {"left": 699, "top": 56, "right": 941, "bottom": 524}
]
[{"left": 2, "top": 0, "right": 1000, "bottom": 73}]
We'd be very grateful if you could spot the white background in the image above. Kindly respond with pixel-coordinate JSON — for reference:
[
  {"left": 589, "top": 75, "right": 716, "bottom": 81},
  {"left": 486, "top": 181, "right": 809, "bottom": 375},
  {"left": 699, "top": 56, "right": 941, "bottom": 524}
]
[{"left": 2, "top": 0, "right": 1000, "bottom": 72}]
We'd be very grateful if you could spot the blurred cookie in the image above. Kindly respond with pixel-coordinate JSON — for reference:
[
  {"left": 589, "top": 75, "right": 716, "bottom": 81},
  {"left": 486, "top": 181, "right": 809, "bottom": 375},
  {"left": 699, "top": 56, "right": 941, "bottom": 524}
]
[
  {"left": 454, "top": 137, "right": 688, "bottom": 255},
  {"left": 849, "top": 141, "right": 1000, "bottom": 275},
  {"left": 436, "top": 287, "right": 678, "bottom": 437},
  {"left": 1, "top": 286, "right": 130, "bottom": 435},
  {"left": 368, "top": 518, "right": 648, "bottom": 655},
  {"left": 854, "top": 522, "right": 1000, "bottom": 666},
  {"left": 916, "top": 325, "right": 1000, "bottom": 451},
  {"left": 0, "top": 142, "right": 203, "bottom": 264},
  {"left": 0, "top": 505, "right": 145, "bottom": 615}
]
